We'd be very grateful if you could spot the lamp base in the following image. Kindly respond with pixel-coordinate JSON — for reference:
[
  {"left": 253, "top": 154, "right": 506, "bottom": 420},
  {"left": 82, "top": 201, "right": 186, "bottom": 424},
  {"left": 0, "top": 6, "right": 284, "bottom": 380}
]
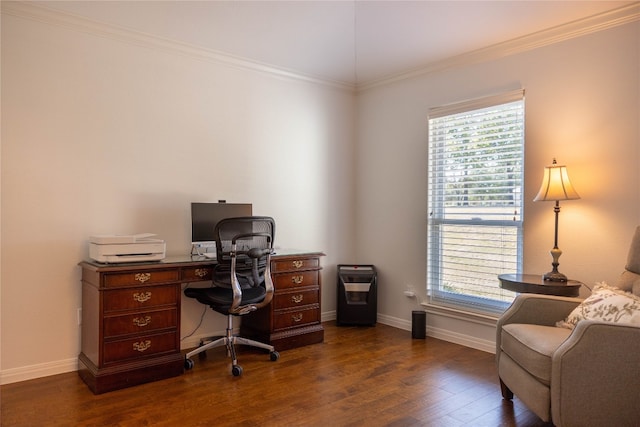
[
  {"left": 543, "top": 271, "right": 568, "bottom": 282},
  {"left": 545, "top": 244, "right": 567, "bottom": 282}
]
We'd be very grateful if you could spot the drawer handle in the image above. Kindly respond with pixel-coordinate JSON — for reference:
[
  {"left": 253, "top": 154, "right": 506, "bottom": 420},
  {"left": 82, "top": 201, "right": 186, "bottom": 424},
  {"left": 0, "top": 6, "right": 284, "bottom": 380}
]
[
  {"left": 292, "top": 313, "right": 303, "bottom": 322},
  {"left": 194, "top": 268, "right": 209, "bottom": 278},
  {"left": 134, "top": 273, "right": 151, "bottom": 283},
  {"left": 133, "top": 340, "right": 151, "bottom": 352},
  {"left": 291, "top": 294, "right": 304, "bottom": 304},
  {"left": 291, "top": 275, "right": 304, "bottom": 285},
  {"left": 132, "top": 316, "right": 151, "bottom": 327},
  {"left": 292, "top": 260, "right": 304, "bottom": 269},
  {"left": 133, "top": 291, "right": 152, "bottom": 303}
]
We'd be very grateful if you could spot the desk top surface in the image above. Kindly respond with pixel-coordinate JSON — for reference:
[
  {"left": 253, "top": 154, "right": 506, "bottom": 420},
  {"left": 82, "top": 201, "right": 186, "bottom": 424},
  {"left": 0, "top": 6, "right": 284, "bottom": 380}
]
[{"left": 80, "top": 249, "right": 324, "bottom": 271}]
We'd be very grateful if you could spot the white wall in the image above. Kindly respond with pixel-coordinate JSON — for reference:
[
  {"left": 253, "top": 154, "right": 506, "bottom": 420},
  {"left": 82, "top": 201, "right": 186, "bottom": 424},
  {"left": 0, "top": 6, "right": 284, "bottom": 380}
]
[
  {"left": 355, "top": 21, "right": 640, "bottom": 351},
  {"left": 1, "top": 10, "right": 356, "bottom": 382},
  {"left": 2, "top": 4, "right": 639, "bottom": 385}
]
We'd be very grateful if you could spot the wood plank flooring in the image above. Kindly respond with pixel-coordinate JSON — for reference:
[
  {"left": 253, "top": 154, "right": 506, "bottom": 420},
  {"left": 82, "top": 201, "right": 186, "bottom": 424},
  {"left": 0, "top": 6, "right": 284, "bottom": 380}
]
[{"left": 1, "top": 322, "right": 552, "bottom": 426}]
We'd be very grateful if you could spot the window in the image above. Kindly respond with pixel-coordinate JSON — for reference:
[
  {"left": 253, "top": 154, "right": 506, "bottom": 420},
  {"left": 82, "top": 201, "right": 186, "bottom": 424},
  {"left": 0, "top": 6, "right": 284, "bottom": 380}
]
[{"left": 427, "top": 89, "right": 524, "bottom": 315}]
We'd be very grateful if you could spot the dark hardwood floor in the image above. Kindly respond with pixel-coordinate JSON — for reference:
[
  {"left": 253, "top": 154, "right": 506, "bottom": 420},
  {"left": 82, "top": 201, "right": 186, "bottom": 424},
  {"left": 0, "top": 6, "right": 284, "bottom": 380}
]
[{"left": 1, "top": 322, "right": 551, "bottom": 426}]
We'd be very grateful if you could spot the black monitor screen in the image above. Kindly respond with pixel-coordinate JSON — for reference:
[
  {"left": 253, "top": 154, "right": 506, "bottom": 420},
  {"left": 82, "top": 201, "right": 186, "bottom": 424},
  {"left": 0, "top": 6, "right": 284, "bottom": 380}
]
[{"left": 191, "top": 202, "right": 253, "bottom": 243}]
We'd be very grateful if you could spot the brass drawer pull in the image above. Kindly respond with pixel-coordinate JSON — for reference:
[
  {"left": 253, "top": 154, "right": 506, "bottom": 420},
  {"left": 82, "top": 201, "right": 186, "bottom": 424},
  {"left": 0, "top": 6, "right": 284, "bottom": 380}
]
[
  {"left": 134, "top": 273, "right": 151, "bottom": 283},
  {"left": 291, "top": 275, "right": 304, "bottom": 285},
  {"left": 133, "top": 291, "right": 152, "bottom": 303},
  {"left": 292, "top": 260, "right": 304, "bottom": 269},
  {"left": 132, "top": 316, "right": 151, "bottom": 327},
  {"left": 291, "top": 294, "right": 304, "bottom": 304},
  {"left": 133, "top": 340, "right": 151, "bottom": 352},
  {"left": 194, "top": 268, "right": 208, "bottom": 278},
  {"left": 292, "top": 313, "right": 303, "bottom": 322}
]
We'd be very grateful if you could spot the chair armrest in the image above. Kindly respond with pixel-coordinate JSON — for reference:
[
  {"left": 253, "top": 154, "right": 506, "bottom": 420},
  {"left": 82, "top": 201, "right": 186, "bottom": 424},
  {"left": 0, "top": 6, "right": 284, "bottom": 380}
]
[
  {"left": 551, "top": 321, "right": 640, "bottom": 426},
  {"left": 496, "top": 294, "right": 582, "bottom": 357},
  {"left": 498, "top": 294, "right": 582, "bottom": 327}
]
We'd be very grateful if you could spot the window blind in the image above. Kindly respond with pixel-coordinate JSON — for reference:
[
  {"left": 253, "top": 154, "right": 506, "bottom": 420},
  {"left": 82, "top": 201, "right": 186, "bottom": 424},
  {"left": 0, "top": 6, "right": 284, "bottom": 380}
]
[{"left": 427, "top": 89, "right": 524, "bottom": 315}]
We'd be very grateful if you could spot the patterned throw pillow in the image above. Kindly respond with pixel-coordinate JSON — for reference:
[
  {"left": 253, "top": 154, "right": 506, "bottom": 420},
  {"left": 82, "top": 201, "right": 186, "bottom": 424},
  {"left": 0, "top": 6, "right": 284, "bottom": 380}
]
[{"left": 556, "top": 282, "right": 640, "bottom": 329}]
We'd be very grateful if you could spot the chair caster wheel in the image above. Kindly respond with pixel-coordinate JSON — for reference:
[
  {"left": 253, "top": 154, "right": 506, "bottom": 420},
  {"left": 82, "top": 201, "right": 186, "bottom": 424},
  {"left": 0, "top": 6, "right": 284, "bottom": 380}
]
[
  {"left": 232, "top": 365, "right": 243, "bottom": 376},
  {"left": 184, "top": 358, "right": 194, "bottom": 370},
  {"left": 270, "top": 351, "right": 280, "bottom": 361}
]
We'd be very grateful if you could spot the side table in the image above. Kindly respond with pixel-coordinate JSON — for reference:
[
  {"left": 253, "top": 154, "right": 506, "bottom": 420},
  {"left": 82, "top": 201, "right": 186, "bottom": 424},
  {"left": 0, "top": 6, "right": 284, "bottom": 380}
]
[{"left": 498, "top": 273, "right": 582, "bottom": 297}]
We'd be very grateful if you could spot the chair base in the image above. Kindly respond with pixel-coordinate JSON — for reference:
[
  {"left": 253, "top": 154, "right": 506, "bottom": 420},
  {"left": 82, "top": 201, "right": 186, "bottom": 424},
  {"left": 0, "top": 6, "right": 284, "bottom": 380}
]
[{"left": 184, "top": 314, "right": 279, "bottom": 376}]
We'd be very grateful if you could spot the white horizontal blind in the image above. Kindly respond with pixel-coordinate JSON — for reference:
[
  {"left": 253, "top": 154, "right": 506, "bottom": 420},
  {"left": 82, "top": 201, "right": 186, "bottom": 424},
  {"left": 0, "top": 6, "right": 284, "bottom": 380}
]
[{"left": 427, "top": 90, "right": 524, "bottom": 315}]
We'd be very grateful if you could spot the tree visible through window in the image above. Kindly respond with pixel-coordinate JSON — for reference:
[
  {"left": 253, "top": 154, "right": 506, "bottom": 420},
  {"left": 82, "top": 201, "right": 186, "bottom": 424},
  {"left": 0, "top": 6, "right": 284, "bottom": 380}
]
[{"left": 427, "top": 90, "right": 524, "bottom": 315}]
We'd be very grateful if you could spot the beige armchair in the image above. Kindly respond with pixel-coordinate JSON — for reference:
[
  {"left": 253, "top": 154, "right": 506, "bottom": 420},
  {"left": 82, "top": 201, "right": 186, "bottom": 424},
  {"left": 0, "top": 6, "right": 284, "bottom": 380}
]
[{"left": 496, "top": 226, "right": 640, "bottom": 427}]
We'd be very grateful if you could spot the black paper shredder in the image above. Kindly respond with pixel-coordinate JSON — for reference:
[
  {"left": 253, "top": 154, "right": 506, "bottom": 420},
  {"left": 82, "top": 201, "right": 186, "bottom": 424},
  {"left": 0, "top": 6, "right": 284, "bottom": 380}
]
[{"left": 337, "top": 264, "right": 377, "bottom": 326}]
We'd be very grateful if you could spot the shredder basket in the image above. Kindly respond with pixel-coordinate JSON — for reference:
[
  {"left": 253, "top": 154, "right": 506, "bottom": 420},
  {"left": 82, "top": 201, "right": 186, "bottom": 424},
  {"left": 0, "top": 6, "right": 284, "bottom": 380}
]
[{"left": 337, "top": 264, "right": 377, "bottom": 325}]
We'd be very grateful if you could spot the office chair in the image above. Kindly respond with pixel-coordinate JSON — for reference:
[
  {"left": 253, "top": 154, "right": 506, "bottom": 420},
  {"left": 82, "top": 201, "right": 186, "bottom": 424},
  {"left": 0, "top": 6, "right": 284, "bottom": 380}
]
[{"left": 184, "top": 216, "right": 279, "bottom": 376}]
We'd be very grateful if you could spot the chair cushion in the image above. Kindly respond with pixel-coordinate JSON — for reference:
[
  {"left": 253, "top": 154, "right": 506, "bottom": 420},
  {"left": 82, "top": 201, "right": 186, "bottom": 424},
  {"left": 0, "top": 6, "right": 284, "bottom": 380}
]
[
  {"left": 501, "top": 324, "right": 571, "bottom": 385},
  {"left": 556, "top": 282, "right": 640, "bottom": 329},
  {"left": 184, "top": 286, "right": 266, "bottom": 314}
]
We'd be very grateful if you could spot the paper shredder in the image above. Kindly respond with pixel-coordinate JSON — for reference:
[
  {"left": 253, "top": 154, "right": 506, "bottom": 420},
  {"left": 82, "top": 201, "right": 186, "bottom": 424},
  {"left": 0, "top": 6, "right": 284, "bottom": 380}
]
[{"left": 337, "top": 264, "right": 377, "bottom": 326}]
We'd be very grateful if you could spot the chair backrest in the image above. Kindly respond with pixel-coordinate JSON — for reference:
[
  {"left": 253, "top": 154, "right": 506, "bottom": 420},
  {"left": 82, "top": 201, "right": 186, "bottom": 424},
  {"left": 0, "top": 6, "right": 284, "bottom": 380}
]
[
  {"left": 213, "top": 216, "right": 275, "bottom": 314},
  {"left": 616, "top": 225, "right": 640, "bottom": 296},
  {"left": 215, "top": 214, "right": 274, "bottom": 259}
]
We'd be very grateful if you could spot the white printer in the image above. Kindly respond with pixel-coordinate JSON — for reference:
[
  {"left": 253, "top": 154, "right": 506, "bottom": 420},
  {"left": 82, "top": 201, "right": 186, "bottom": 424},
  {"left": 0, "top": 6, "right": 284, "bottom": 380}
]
[{"left": 89, "top": 233, "right": 166, "bottom": 263}]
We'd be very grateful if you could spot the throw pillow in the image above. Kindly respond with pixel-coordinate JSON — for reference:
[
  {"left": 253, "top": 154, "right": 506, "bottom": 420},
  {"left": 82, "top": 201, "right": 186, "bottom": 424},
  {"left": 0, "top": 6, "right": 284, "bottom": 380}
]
[{"left": 556, "top": 282, "right": 640, "bottom": 329}]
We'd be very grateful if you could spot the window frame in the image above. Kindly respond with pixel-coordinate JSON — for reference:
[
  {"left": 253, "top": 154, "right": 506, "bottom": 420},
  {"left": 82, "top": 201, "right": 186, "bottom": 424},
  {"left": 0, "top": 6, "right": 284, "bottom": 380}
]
[{"left": 427, "top": 89, "right": 525, "bottom": 316}]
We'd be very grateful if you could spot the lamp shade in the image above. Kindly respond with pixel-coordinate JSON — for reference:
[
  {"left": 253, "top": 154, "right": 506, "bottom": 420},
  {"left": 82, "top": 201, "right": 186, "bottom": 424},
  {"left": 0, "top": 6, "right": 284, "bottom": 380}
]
[{"left": 534, "top": 159, "right": 580, "bottom": 202}]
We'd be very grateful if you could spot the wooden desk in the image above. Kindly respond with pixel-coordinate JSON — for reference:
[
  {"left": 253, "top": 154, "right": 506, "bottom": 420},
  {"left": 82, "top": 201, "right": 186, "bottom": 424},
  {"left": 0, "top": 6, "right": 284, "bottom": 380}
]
[
  {"left": 78, "top": 251, "right": 323, "bottom": 394},
  {"left": 498, "top": 273, "right": 582, "bottom": 297},
  {"left": 240, "top": 252, "right": 324, "bottom": 351}
]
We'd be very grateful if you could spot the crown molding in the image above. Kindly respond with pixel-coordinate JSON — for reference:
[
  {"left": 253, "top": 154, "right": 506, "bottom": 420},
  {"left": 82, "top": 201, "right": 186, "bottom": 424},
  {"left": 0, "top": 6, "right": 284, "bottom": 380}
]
[
  {"left": 3, "top": 1, "right": 638, "bottom": 93},
  {"left": 1, "top": 1, "right": 356, "bottom": 92},
  {"left": 358, "top": 2, "right": 640, "bottom": 92}
]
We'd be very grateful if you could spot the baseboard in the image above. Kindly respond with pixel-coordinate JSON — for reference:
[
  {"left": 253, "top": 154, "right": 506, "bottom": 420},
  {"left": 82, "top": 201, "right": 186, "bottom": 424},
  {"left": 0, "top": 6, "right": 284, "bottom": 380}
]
[
  {"left": 376, "top": 313, "right": 495, "bottom": 354},
  {"left": 1, "top": 357, "right": 78, "bottom": 385},
  {"left": 377, "top": 313, "right": 412, "bottom": 330},
  {"left": 327, "top": 311, "right": 494, "bottom": 353},
  {"left": 180, "top": 329, "right": 230, "bottom": 351},
  {"left": 1, "top": 310, "right": 493, "bottom": 385},
  {"left": 425, "top": 325, "right": 495, "bottom": 353},
  {"left": 321, "top": 309, "right": 336, "bottom": 322}
]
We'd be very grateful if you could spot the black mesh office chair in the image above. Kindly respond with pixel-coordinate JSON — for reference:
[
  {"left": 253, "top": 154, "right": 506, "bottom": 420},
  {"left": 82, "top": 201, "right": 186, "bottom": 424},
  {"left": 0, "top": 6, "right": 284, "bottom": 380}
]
[{"left": 184, "top": 216, "right": 279, "bottom": 376}]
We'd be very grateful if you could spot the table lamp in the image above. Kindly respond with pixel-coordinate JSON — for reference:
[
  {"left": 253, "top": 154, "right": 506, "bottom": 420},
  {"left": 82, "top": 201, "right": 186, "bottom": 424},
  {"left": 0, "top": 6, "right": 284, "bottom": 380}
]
[{"left": 534, "top": 158, "right": 580, "bottom": 281}]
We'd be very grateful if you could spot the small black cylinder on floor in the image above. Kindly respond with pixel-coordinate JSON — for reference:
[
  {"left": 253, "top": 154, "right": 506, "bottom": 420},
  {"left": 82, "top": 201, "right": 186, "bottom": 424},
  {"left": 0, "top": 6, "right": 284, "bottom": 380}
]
[{"left": 412, "top": 310, "right": 426, "bottom": 339}]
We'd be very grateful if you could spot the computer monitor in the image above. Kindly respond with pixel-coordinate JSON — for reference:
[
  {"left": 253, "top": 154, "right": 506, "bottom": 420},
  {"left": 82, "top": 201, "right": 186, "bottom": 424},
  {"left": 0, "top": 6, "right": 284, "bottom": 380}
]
[{"left": 190, "top": 202, "right": 253, "bottom": 255}]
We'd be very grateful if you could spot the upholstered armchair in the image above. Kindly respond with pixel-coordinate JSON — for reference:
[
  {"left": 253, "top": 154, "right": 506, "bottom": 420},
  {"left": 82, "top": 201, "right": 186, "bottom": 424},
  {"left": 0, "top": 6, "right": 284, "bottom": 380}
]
[{"left": 496, "top": 226, "right": 640, "bottom": 426}]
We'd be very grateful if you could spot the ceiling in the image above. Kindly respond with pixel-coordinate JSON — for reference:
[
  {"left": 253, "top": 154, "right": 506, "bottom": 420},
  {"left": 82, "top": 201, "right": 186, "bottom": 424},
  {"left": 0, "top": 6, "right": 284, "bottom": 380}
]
[{"left": 33, "top": 1, "right": 635, "bottom": 85}]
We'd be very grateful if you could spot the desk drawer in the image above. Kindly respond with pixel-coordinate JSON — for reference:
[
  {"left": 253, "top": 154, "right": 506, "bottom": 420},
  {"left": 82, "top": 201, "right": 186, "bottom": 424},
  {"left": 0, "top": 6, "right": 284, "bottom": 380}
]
[
  {"left": 273, "top": 271, "right": 318, "bottom": 291},
  {"left": 104, "top": 270, "right": 179, "bottom": 288},
  {"left": 273, "top": 305, "right": 319, "bottom": 331},
  {"left": 182, "top": 267, "right": 213, "bottom": 282},
  {"left": 273, "top": 288, "right": 319, "bottom": 310},
  {"left": 271, "top": 257, "right": 320, "bottom": 273},
  {"left": 103, "top": 285, "right": 178, "bottom": 312},
  {"left": 104, "top": 308, "right": 178, "bottom": 338},
  {"left": 103, "top": 331, "right": 178, "bottom": 364}
]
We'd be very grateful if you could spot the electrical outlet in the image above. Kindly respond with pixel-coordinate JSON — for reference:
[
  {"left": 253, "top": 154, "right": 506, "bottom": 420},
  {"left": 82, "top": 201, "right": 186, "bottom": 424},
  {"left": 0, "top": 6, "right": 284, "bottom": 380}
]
[
  {"left": 404, "top": 284, "right": 416, "bottom": 298},
  {"left": 77, "top": 308, "right": 82, "bottom": 325}
]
